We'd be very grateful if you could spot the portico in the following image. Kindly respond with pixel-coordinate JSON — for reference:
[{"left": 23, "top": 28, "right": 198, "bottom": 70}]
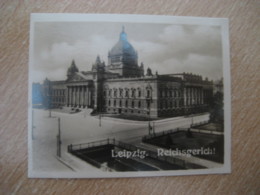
[{"left": 66, "top": 83, "right": 93, "bottom": 108}]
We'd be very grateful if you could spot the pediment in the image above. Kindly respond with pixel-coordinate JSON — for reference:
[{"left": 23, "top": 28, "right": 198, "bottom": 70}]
[{"left": 67, "top": 73, "right": 87, "bottom": 82}]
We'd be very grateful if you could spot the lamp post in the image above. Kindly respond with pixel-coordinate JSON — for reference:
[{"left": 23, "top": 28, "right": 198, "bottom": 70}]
[
  {"left": 57, "top": 117, "right": 61, "bottom": 157},
  {"left": 32, "top": 109, "right": 35, "bottom": 140},
  {"left": 48, "top": 84, "right": 52, "bottom": 118},
  {"left": 146, "top": 94, "right": 153, "bottom": 135},
  {"left": 99, "top": 114, "right": 102, "bottom": 127}
]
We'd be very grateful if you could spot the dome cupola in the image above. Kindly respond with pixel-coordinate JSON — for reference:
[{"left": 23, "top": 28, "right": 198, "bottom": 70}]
[
  {"left": 108, "top": 26, "right": 138, "bottom": 66},
  {"left": 107, "top": 27, "right": 144, "bottom": 77}
]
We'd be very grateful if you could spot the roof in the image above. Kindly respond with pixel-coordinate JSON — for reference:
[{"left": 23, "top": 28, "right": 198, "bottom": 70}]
[{"left": 109, "top": 27, "right": 137, "bottom": 57}]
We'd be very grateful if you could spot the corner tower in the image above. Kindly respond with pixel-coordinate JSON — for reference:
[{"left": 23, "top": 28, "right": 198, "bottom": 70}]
[{"left": 107, "top": 26, "right": 144, "bottom": 77}]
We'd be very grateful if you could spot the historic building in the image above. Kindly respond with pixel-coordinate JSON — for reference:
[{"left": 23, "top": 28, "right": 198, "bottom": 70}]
[{"left": 36, "top": 27, "right": 213, "bottom": 118}]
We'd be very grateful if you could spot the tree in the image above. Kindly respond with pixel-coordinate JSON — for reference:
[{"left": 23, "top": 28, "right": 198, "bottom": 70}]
[{"left": 210, "top": 91, "right": 224, "bottom": 126}]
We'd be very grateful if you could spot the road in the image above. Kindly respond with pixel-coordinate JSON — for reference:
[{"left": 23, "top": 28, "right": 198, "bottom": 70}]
[{"left": 31, "top": 109, "right": 209, "bottom": 172}]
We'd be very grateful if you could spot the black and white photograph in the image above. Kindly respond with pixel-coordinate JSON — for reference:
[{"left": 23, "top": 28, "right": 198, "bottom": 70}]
[{"left": 28, "top": 14, "right": 231, "bottom": 178}]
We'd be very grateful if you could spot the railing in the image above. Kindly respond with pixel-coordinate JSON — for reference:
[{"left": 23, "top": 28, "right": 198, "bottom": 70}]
[
  {"left": 68, "top": 138, "right": 116, "bottom": 152},
  {"left": 142, "top": 120, "right": 209, "bottom": 141},
  {"left": 142, "top": 128, "right": 181, "bottom": 141},
  {"left": 190, "top": 120, "right": 208, "bottom": 128}
]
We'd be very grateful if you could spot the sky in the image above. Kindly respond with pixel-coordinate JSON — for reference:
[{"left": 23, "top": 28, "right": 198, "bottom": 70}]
[{"left": 31, "top": 21, "right": 223, "bottom": 82}]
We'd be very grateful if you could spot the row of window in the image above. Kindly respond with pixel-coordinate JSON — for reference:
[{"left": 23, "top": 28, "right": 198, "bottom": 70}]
[
  {"left": 105, "top": 99, "right": 185, "bottom": 109},
  {"left": 159, "top": 89, "right": 181, "bottom": 98},
  {"left": 51, "top": 89, "right": 65, "bottom": 96},
  {"left": 106, "top": 99, "right": 147, "bottom": 109},
  {"left": 184, "top": 88, "right": 204, "bottom": 98},
  {"left": 110, "top": 56, "right": 121, "bottom": 63},
  {"left": 104, "top": 88, "right": 151, "bottom": 98},
  {"left": 106, "top": 108, "right": 150, "bottom": 115},
  {"left": 69, "top": 86, "right": 87, "bottom": 92},
  {"left": 105, "top": 98, "right": 203, "bottom": 109},
  {"left": 185, "top": 98, "right": 203, "bottom": 106},
  {"left": 52, "top": 97, "right": 65, "bottom": 103}
]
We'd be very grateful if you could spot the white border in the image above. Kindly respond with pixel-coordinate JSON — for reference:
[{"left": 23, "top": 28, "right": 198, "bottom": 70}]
[{"left": 28, "top": 13, "right": 231, "bottom": 178}]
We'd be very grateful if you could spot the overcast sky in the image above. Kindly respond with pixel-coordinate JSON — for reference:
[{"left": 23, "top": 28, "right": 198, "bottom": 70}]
[{"left": 32, "top": 21, "right": 223, "bottom": 82}]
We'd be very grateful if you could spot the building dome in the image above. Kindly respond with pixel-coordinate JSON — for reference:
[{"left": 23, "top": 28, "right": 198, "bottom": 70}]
[
  {"left": 110, "top": 30, "right": 136, "bottom": 55},
  {"left": 108, "top": 26, "right": 137, "bottom": 66},
  {"left": 107, "top": 27, "right": 143, "bottom": 77},
  {"left": 67, "top": 60, "right": 79, "bottom": 78}
]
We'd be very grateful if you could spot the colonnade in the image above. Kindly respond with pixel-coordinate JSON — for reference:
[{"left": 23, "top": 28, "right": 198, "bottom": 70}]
[
  {"left": 183, "top": 87, "right": 204, "bottom": 106},
  {"left": 67, "top": 86, "right": 91, "bottom": 107}
]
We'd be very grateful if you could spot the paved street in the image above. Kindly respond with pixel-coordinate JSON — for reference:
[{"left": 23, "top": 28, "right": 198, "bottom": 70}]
[{"left": 31, "top": 108, "right": 210, "bottom": 172}]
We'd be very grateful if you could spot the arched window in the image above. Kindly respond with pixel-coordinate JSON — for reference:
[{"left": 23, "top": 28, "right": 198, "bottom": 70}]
[
  {"left": 114, "top": 100, "right": 116, "bottom": 107},
  {"left": 114, "top": 89, "right": 117, "bottom": 97},
  {"left": 169, "top": 90, "right": 172, "bottom": 97},
  {"left": 138, "top": 89, "right": 141, "bottom": 97},
  {"left": 138, "top": 101, "right": 141, "bottom": 108},
  {"left": 147, "top": 101, "right": 150, "bottom": 109},
  {"left": 162, "top": 90, "right": 165, "bottom": 97},
  {"left": 132, "top": 100, "right": 135, "bottom": 108},
  {"left": 108, "top": 100, "right": 111, "bottom": 106},
  {"left": 119, "top": 88, "right": 123, "bottom": 97},
  {"left": 159, "top": 90, "right": 162, "bottom": 98},
  {"left": 147, "top": 90, "right": 151, "bottom": 98},
  {"left": 170, "top": 101, "right": 173, "bottom": 108},
  {"left": 131, "top": 89, "right": 135, "bottom": 98}
]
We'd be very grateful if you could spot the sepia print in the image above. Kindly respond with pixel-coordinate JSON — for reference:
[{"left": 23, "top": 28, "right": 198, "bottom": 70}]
[{"left": 28, "top": 14, "right": 231, "bottom": 178}]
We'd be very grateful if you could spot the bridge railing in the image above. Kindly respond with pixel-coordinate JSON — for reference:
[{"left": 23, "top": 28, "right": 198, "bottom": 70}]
[
  {"left": 68, "top": 138, "right": 116, "bottom": 152},
  {"left": 142, "top": 120, "right": 209, "bottom": 141}
]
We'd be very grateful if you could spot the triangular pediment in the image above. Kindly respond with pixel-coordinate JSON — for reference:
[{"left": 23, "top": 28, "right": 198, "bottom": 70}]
[{"left": 67, "top": 73, "right": 87, "bottom": 82}]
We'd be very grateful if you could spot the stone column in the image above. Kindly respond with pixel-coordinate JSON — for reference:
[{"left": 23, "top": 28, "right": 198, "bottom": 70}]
[
  {"left": 202, "top": 89, "right": 204, "bottom": 104},
  {"left": 188, "top": 88, "right": 190, "bottom": 106},
  {"left": 67, "top": 87, "right": 69, "bottom": 106},
  {"left": 197, "top": 88, "right": 199, "bottom": 105},
  {"left": 73, "top": 87, "right": 76, "bottom": 106},
  {"left": 83, "top": 86, "right": 85, "bottom": 107},
  {"left": 82, "top": 86, "right": 85, "bottom": 107},
  {"left": 70, "top": 87, "right": 72, "bottom": 106},
  {"left": 192, "top": 88, "right": 194, "bottom": 105},
  {"left": 198, "top": 88, "right": 201, "bottom": 105},
  {"left": 72, "top": 87, "right": 75, "bottom": 106},
  {"left": 77, "top": 86, "right": 80, "bottom": 107},
  {"left": 79, "top": 86, "right": 82, "bottom": 107},
  {"left": 81, "top": 86, "right": 84, "bottom": 107},
  {"left": 71, "top": 87, "right": 73, "bottom": 106},
  {"left": 79, "top": 86, "right": 81, "bottom": 107},
  {"left": 76, "top": 86, "right": 79, "bottom": 107},
  {"left": 86, "top": 87, "right": 89, "bottom": 107},
  {"left": 195, "top": 88, "right": 197, "bottom": 105},
  {"left": 201, "top": 89, "right": 203, "bottom": 104},
  {"left": 183, "top": 88, "right": 186, "bottom": 106},
  {"left": 80, "top": 86, "right": 84, "bottom": 107},
  {"left": 88, "top": 88, "right": 91, "bottom": 107}
]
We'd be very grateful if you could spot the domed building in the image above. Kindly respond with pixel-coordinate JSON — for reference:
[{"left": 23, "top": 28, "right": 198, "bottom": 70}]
[
  {"left": 39, "top": 27, "right": 213, "bottom": 119},
  {"left": 106, "top": 26, "right": 144, "bottom": 77}
]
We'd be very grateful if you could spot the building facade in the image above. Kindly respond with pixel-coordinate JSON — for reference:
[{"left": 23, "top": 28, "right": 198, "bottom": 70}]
[{"left": 37, "top": 27, "right": 213, "bottom": 119}]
